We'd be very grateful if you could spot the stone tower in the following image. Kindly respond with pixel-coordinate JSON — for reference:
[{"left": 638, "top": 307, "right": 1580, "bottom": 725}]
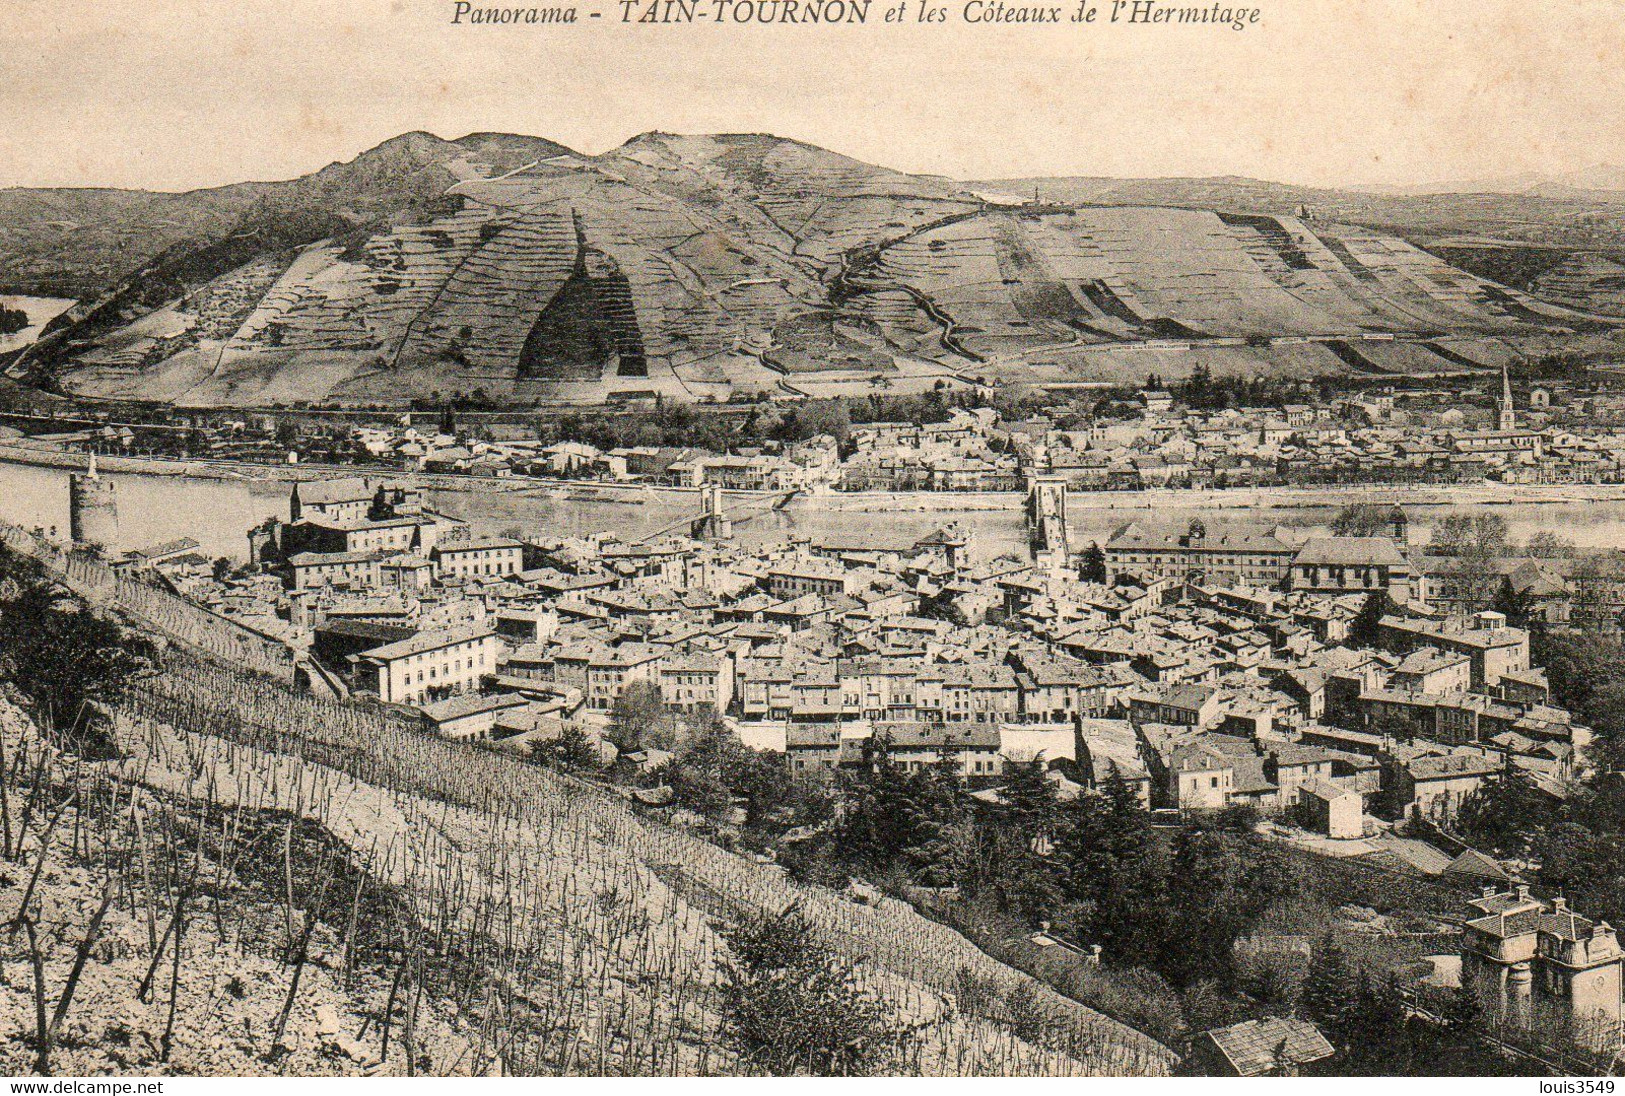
[
  {"left": 1499, "top": 363, "right": 1516, "bottom": 432},
  {"left": 690, "top": 484, "right": 733, "bottom": 541},
  {"left": 68, "top": 452, "right": 119, "bottom": 550}
]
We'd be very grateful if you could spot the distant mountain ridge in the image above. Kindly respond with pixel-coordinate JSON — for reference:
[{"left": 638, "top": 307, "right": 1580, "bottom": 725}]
[
  {"left": 1351, "top": 164, "right": 1625, "bottom": 198},
  {"left": 5, "top": 132, "right": 1620, "bottom": 407}
]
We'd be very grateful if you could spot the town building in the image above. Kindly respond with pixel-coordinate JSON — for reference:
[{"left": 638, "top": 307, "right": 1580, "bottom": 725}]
[
  {"left": 1289, "top": 537, "right": 1414, "bottom": 601},
  {"left": 354, "top": 623, "right": 499, "bottom": 705},
  {"left": 1105, "top": 520, "right": 1297, "bottom": 588},
  {"left": 431, "top": 538, "right": 525, "bottom": 581},
  {"left": 1461, "top": 887, "right": 1622, "bottom": 1049}
]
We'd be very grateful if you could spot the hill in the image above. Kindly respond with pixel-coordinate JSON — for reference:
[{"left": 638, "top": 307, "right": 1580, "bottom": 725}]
[
  {"left": 8, "top": 135, "right": 1623, "bottom": 407},
  {"left": 0, "top": 536, "right": 1173, "bottom": 1076},
  {"left": 1352, "top": 164, "right": 1625, "bottom": 199}
]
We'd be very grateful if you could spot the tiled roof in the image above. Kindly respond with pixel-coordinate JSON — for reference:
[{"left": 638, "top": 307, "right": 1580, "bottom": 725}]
[
  {"left": 1443, "top": 848, "right": 1512, "bottom": 883},
  {"left": 1297, "top": 779, "right": 1357, "bottom": 802},
  {"left": 1467, "top": 907, "right": 1543, "bottom": 939},
  {"left": 294, "top": 477, "right": 374, "bottom": 504},
  {"left": 1106, "top": 526, "right": 1292, "bottom": 553},
  {"left": 1539, "top": 909, "right": 1600, "bottom": 942},
  {"left": 289, "top": 550, "right": 389, "bottom": 566},
  {"left": 1292, "top": 537, "right": 1408, "bottom": 567},
  {"left": 1408, "top": 753, "right": 1501, "bottom": 781},
  {"left": 1373, "top": 832, "right": 1453, "bottom": 874},
  {"left": 1204, "top": 1017, "right": 1333, "bottom": 1076},
  {"left": 421, "top": 692, "right": 529, "bottom": 722},
  {"left": 866, "top": 722, "right": 1001, "bottom": 750},
  {"left": 359, "top": 622, "right": 495, "bottom": 661}
]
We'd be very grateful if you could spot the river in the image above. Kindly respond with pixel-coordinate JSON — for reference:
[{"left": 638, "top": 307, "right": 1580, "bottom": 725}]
[
  {"left": 3, "top": 459, "right": 1625, "bottom": 561},
  {"left": 0, "top": 296, "right": 77, "bottom": 355}
]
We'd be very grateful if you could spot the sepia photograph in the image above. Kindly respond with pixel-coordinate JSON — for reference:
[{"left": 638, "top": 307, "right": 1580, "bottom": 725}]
[{"left": 1, "top": 0, "right": 1623, "bottom": 1082}]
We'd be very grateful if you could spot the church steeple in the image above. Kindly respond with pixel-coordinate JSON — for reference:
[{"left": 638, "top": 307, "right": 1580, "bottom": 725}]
[{"left": 1499, "top": 363, "right": 1516, "bottom": 432}]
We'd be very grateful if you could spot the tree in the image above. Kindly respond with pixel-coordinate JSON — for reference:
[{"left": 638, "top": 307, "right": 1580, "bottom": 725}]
[
  {"left": 1178, "top": 361, "right": 1227, "bottom": 411},
  {"left": 1052, "top": 774, "right": 1169, "bottom": 963},
  {"left": 1533, "top": 821, "right": 1625, "bottom": 932},
  {"left": 1430, "top": 515, "right": 1467, "bottom": 554},
  {"left": 1338, "top": 973, "right": 1413, "bottom": 1074},
  {"left": 1163, "top": 829, "right": 1255, "bottom": 987},
  {"left": 794, "top": 400, "right": 852, "bottom": 448},
  {"left": 1456, "top": 771, "right": 1554, "bottom": 857},
  {"left": 1535, "top": 627, "right": 1625, "bottom": 772},
  {"left": 1331, "top": 503, "right": 1394, "bottom": 538},
  {"left": 835, "top": 734, "right": 963, "bottom": 884},
  {"left": 1079, "top": 542, "right": 1108, "bottom": 584},
  {"left": 661, "top": 757, "right": 735, "bottom": 820},
  {"left": 1526, "top": 531, "right": 1576, "bottom": 558},
  {"left": 542, "top": 725, "right": 600, "bottom": 771},
  {"left": 1586, "top": 679, "right": 1625, "bottom": 774},
  {"left": 1159, "top": 828, "right": 1294, "bottom": 991},
  {"left": 0, "top": 553, "right": 157, "bottom": 755},
  {"left": 915, "top": 588, "right": 969, "bottom": 628},
  {"left": 1471, "top": 513, "right": 1509, "bottom": 557},
  {"left": 1301, "top": 935, "right": 1351, "bottom": 1037},
  {"left": 1348, "top": 590, "right": 1396, "bottom": 650},
  {"left": 974, "top": 759, "right": 1065, "bottom": 920},
  {"left": 664, "top": 709, "right": 775, "bottom": 822},
  {"left": 1489, "top": 580, "right": 1533, "bottom": 630},
  {"left": 1442, "top": 981, "right": 1483, "bottom": 1035},
  {"left": 717, "top": 905, "right": 915, "bottom": 1075},
  {"left": 606, "top": 681, "right": 675, "bottom": 755}
]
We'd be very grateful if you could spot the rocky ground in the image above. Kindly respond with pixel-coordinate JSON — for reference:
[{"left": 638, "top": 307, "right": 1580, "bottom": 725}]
[{"left": 0, "top": 694, "right": 487, "bottom": 1077}]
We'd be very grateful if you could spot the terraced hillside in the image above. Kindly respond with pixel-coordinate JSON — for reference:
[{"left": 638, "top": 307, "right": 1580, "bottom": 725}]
[
  {"left": 17, "top": 132, "right": 1618, "bottom": 407},
  {"left": 842, "top": 207, "right": 1598, "bottom": 378},
  {"left": 1429, "top": 240, "right": 1625, "bottom": 319}
]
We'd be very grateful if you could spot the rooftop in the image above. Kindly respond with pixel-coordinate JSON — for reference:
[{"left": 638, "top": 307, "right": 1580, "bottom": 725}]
[
  {"left": 358, "top": 622, "right": 496, "bottom": 662},
  {"left": 1293, "top": 536, "right": 1409, "bottom": 568},
  {"left": 1204, "top": 1017, "right": 1334, "bottom": 1077}
]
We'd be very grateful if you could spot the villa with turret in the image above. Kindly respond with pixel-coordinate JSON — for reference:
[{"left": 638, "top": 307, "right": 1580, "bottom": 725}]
[{"left": 1461, "top": 885, "right": 1623, "bottom": 1050}]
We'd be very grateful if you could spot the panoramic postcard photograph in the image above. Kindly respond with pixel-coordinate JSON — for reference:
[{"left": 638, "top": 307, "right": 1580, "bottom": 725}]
[{"left": 1, "top": 0, "right": 1624, "bottom": 1083}]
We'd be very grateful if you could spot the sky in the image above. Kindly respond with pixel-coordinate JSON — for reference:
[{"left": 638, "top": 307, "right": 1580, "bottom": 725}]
[{"left": 3, "top": 0, "right": 1624, "bottom": 191}]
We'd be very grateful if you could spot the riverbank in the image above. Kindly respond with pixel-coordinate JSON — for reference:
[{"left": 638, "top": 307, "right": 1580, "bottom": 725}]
[
  {"left": 0, "top": 442, "right": 714, "bottom": 502},
  {"left": 6, "top": 440, "right": 1625, "bottom": 517}
]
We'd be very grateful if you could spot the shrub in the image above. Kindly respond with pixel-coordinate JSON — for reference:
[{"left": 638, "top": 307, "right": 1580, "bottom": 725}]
[
  {"left": 718, "top": 905, "right": 916, "bottom": 1075},
  {"left": 0, "top": 556, "right": 155, "bottom": 755}
]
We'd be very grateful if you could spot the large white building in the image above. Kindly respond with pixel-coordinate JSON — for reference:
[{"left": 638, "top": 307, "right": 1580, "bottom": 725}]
[
  {"left": 431, "top": 538, "right": 524, "bottom": 581},
  {"left": 355, "top": 623, "right": 499, "bottom": 705}
]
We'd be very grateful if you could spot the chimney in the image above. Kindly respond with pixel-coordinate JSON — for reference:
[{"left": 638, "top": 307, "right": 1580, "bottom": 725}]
[
  {"left": 1516, "top": 884, "right": 1530, "bottom": 901},
  {"left": 1481, "top": 885, "right": 1497, "bottom": 899},
  {"left": 1552, "top": 897, "right": 1567, "bottom": 914}
]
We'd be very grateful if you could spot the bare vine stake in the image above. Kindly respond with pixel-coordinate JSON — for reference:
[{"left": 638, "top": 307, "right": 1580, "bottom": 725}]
[
  {"left": 271, "top": 849, "right": 333, "bottom": 1055},
  {"left": 379, "top": 942, "right": 408, "bottom": 1066},
  {"left": 49, "top": 881, "right": 116, "bottom": 1050},
  {"left": 23, "top": 919, "right": 51, "bottom": 1075},
  {"left": 12, "top": 795, "right": 70, "bottom": 927},
  {"left": 0, "top": 730, "right": 13, "bottom": 859},
  {"left": 137, "top": 884, "right": 192, "bottom": 1004},
  {"left": 281, "top": 819, "right": 296, "bottom": 951}
]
